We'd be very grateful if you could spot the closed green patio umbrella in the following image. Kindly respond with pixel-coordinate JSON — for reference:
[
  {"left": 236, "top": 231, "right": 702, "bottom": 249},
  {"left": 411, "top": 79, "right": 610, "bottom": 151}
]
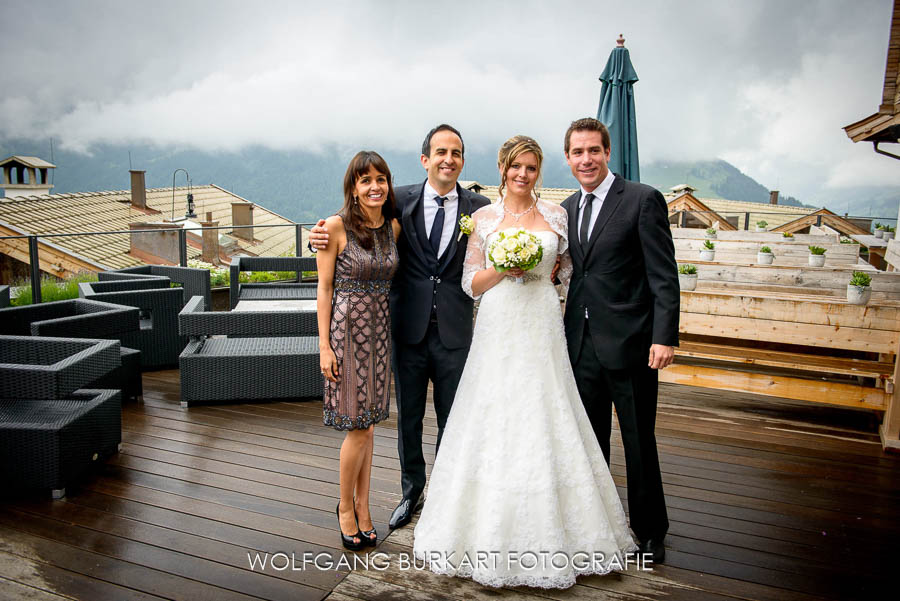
[{"left": 597, "top": 34, "right": 640, "bottom": 182}]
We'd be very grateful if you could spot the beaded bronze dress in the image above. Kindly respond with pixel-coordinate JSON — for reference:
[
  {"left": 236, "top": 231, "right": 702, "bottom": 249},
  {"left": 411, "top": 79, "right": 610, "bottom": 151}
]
[{"left": 323, "top": 220, "right": 398, "bottom": 431}]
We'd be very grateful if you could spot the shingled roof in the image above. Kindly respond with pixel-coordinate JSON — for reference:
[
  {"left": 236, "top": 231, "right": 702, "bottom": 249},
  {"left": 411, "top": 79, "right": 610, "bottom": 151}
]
[{"left": 0, "top": 184, "right": 301, "bottom": 279}]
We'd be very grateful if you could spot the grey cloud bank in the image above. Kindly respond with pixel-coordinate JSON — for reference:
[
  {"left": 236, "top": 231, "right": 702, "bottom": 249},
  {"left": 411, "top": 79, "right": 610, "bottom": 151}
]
[{"left": 0, "top": 0, "right": 895, "bottom": 202}]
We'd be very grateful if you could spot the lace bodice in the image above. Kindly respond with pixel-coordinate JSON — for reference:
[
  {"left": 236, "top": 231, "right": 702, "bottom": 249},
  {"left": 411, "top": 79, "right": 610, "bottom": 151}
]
[{"left": 461, "top": 200, "right": 572, "bottom": 299}]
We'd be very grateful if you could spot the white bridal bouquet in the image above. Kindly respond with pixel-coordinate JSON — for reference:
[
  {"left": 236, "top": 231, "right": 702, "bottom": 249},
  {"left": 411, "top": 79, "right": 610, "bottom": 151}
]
[{"left": 488, "top": 227, "right": 544, "bottom": 284}]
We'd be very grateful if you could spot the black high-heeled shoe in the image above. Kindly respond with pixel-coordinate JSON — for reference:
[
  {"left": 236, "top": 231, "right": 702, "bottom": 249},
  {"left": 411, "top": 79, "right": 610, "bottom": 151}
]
[
  {"left": 336, "top": 502, "right": 365, "bottom": 551},
  {"left": 357, "top": 520, "right": 377, "bottom": 546},
  {"left": 353, "top": 498, "right": 377, "bottom": 546}
]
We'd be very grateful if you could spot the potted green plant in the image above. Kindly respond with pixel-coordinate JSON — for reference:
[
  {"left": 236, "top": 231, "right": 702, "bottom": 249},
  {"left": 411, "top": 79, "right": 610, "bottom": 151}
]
[
  {"left": 847, "top": 271, "right": 872, "bottom": 305},
  {"left": 884, "top": 225, "right": 895, "bottom": 241},
  {"left": 699, "top": 239, "right": 715, "bottom": 261},
  {"left": 808, "top": 245, "right": 827, "bottom": 267},
  {"left": 755, "top": 220, "right": 768, "bottom": 232},
  {"left": 705, "top": 227, "right": 717, "bottom": 238},
  {"left": 678, "top": 264, "right": 698, "bottom": 291},
  {"left": 757, "top": 246, "right": 774, "bottom": 265},
  {"left": 782, "top": 232, "right": 794, "bottom": 238},
  {"left": 874, "top": 223, "right": 884, "bottom": 239}
]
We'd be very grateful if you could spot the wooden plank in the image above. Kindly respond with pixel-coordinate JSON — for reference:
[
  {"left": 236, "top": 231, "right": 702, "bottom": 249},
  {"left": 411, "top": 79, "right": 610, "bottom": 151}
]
[
  {"left": 0, "top": 548, "right": 166, "bottom": 601},
  {"left": 0, "top": 523, "right": 261, "bottom": 601},
  {"left": 676, "top": 340, "right": 895, "bottom": 378},
  {"left": 679, "top": 289, "right": 900, "bottom": 331},
  {"left": 661, "top": 363, "right": 886, "bottom": 410},
  {"left": 886, "top": 238, "right": 900, "bottom": 269},
  {"left": 679, "top": 312, "right": 898, "bottom": 353}
]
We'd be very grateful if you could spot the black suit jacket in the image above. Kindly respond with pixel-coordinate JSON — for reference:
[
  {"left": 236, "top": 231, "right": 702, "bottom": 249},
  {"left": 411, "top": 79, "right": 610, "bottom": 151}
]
[
  {"left": 390, "top": 181, "right": 490, "bottom": 349},
  {"left": 561, "top": 175, "right": 679, "bottom": 370}
]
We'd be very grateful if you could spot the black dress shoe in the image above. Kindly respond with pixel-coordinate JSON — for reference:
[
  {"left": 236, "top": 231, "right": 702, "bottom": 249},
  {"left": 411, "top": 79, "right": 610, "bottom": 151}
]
[
  {"left": 388, "top": 495, "right": 424, "bottom": 530},
  {"left": 638, "top": 538, "right": 665, "bottom": 564}
]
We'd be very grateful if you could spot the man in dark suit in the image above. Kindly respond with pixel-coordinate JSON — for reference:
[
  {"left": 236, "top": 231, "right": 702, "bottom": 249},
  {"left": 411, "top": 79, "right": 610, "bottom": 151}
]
[
  {"left": 387, "top": 124, "right": 489, "bottom": 529},
  {"left": 560, "top": 117, "right": 679, "bottom": 563},
  {"left": 309, "top": 124, "right": 489, "bottom": 530}
]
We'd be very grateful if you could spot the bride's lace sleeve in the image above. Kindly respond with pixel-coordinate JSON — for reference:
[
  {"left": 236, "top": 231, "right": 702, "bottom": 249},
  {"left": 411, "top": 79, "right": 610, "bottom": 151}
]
[
  {"left": 537, "top": 201, "right": 573, "bottom": 293},
  {"left": 462, "top": 204, "right": 502, "bottom": 300}
]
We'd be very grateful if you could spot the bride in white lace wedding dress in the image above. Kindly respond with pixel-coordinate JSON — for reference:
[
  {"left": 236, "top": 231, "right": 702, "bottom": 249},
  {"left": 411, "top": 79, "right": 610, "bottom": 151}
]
[{"left": 413, "top": 136, "right": 636, "bottom": 589}]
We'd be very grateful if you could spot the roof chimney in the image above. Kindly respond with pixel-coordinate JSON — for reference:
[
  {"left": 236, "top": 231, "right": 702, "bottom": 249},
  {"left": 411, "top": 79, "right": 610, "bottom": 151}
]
[
  {"left": 232, "top": 202, "right": 254, "bottom": 241},
  {"left": 0, "top": 156, "right": 55, "bottom": 198},
  {"left": 130, "top": 170, "right": 147, "bottom": 209},
  {"left": 769, "top": 190, "right": 779, "bottom": 205}
]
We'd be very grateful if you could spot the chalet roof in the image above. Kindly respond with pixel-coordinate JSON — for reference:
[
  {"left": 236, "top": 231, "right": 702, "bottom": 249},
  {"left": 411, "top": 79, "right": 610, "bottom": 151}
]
[
  {"left": 666, "top": 191, "right": 738, "bottom": 230},
  {"left": 0, "top": 184, "right": 298, "bottom": 272},
  {"left": 0, "top": 155, "right": 57, "bottom": 169},
  {"left": 843, "top": 0, "right": 900, "bottom": 143},
  {"left": 772, "top": 208, "right": 871, "bottom": 236}
]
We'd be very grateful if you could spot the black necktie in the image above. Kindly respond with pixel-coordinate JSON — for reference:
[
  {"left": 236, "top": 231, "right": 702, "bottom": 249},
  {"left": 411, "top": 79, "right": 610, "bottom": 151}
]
[
  {"left": 580, "top": 193, "right": 595, "bottom": 249},
  {"left": 429, "top": 195, "right": 446, "bottom": 256}
]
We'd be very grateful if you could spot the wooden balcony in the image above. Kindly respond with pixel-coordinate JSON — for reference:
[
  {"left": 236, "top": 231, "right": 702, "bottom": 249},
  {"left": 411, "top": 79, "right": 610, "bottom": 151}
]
[{"left": 1, "top": 368, "right": 897, "bottom": 601}]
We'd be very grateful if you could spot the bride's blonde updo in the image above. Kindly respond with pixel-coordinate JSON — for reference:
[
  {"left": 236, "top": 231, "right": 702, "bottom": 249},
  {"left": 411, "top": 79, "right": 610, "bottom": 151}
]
[{"left": 497, "top": 135, "right": 543, "bottom": 201}]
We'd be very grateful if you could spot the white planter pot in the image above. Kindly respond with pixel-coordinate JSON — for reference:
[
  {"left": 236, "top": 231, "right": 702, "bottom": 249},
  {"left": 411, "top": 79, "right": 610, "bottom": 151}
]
[
  {"left": 755, "top": 226, "right": 767, "bottom": 232},
  {"left": 678, "top": 274, "right": 698, "bottom": 291},
  {"left": 875, "top": 229, "right": 884, "bottom": 239},
  {"left": 847, "top": 285, "right": 871, "bottom": 305},
  {"left": 809, "top": 254, "right": 826, "bottom": 267},
  {"left": 757, "top": 252, "right": 774, "bottom": 265},
  {"left": 706, "top": 232, "right": 717, "bottom": 239},
  {"left": 884, "top": 232, "right": 895, "bottom": 241},
  {"left": 699, "top": 249, "right": 715, "bottom": 261}
]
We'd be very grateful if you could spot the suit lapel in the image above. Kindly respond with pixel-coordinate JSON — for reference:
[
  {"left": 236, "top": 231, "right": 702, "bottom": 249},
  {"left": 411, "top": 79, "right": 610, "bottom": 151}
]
[
  {"left": 437, "top": 184, "right": 465, "bottom": 273},
  {"left": 583, "top": 175, "right": 624, "bottom": 260},
  {"left": 401, "top": 182, "right": 429, "bottom": 264}
]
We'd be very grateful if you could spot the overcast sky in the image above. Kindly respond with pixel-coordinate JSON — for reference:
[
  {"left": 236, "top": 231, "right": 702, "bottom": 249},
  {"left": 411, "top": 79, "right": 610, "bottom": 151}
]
[{"left": 0, "top": 0, "right": 895, "bottom": 201}]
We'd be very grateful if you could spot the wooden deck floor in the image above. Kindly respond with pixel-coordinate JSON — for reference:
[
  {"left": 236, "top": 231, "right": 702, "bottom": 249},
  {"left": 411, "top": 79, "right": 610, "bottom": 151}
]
[{"left": 1, "top": 370, "right": 898, "bottom": 601}]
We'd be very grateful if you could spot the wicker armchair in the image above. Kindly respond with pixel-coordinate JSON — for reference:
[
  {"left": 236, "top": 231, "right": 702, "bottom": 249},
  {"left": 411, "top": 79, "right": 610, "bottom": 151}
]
[
  {"left": 79, "top": 279, "right": 186, "bottom": 369},
  {"left": 0, "top": 285, "right": 9, "bottom": 308},
  {"left": 0, "top": 335, "right": 122, "bottom": 498},
  {"left": 0, "top": 298, "right": 144, "bottom": 400},
  {"left": 178, "top": 295, "right": 322, "bottom": 405},
  {"left": 230, "top": 256, "right": 317, "bottom": 309},
  {"left": 100, "top": 265, "right": 211, "bottom": 311}
]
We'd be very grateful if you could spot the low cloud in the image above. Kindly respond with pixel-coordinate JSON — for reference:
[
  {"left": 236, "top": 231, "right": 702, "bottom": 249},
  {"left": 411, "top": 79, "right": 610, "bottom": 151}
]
[{"left": 0, "top": 0, "right": 894, "bottom": 200}]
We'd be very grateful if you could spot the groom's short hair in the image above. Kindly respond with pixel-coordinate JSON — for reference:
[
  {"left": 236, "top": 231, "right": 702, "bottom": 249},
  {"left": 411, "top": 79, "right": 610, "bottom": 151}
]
[
  {"left": 564, "top": 118, "right": 610, "bottom": 154},
  {"left": 422, "top": 124, "right": 465, "bottom": 158}
]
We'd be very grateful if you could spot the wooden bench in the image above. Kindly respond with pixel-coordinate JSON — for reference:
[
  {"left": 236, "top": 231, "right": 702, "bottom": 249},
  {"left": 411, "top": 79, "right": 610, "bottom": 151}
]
[
  {"left": 661, "top": 288, "right": 900, "bottom": 451},
  {"left": 686, "top": 261, "right": 900, "bottom": 300},
  {"left": 674, "top": 238, "right": 861, "bottom": 266}
]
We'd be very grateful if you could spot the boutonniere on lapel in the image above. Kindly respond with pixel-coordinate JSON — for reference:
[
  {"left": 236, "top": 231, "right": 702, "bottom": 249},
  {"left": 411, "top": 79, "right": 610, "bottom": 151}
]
[{"left": 457, "top": 214, "right": 474, "bottom": 241}]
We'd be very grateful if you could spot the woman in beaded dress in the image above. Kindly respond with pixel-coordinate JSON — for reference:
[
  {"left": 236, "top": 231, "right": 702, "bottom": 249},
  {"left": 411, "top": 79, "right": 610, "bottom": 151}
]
[{"left": 316, "top": 151, "right": 400, "bottom": 551}]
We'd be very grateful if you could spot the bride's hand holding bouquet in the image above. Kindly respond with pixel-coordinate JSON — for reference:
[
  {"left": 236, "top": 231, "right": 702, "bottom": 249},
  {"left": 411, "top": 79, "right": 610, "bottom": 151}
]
[{"left": 488, "top": 227, "right": 544, "bottom": 284}]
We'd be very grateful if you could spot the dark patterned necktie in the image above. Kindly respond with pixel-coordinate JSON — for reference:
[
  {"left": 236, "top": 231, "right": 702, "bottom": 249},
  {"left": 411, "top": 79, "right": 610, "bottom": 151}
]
[
  {"left": 580, "top": 193, "right": 595, "bottom": 249},
  {"left": 429, "top": 195, "right": 446, "bottom": 256}
]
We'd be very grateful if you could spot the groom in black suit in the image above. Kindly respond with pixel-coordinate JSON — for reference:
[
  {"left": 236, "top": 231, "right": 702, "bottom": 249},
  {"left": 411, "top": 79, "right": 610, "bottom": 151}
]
[
  {"left": 387, "top": 125, "right": 490, "bottom": 528},
  {"left": 307, "top": 125, "right": 489, "bottom": 530},
  {"left": 560, "top": 118, "right": 679, "bottom": 563}
]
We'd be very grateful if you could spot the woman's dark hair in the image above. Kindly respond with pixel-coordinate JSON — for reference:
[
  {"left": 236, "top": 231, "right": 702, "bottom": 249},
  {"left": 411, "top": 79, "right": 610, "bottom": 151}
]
[{"left": 340, "top": 151, "right": 395, "bottom": 251}]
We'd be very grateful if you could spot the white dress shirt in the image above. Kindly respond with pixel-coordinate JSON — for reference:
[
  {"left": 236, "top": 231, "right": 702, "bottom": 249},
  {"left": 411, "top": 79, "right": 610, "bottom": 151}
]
[
  {"left": 422, "top": 181, "right": 459, "bottom": 257},
  {"left": 577, "top": 169, "right": 616, "bottom": 243}
]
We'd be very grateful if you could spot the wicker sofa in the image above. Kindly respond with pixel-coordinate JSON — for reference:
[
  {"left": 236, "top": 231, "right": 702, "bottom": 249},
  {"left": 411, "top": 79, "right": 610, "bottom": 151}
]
[
  {"left": 0, "top": 285, "right": 9, "bottom": 308},
  {"left": 100, "top": 265, "right": 212, "bottom": 311},
  {"left": 178, "top": 295, "right": 322, "bottom": 405},
  {"left": 229, "top": 256, "right": 317, "bottom": 309},
  {"left": 0, "top": 298, "right": 143, "bottom": 400},
  {"left": 79, "top": 278, "right": 187, "bottom": 369},
  {"left": 0, "top": 335, "right": 122, "bottom": 498}
]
